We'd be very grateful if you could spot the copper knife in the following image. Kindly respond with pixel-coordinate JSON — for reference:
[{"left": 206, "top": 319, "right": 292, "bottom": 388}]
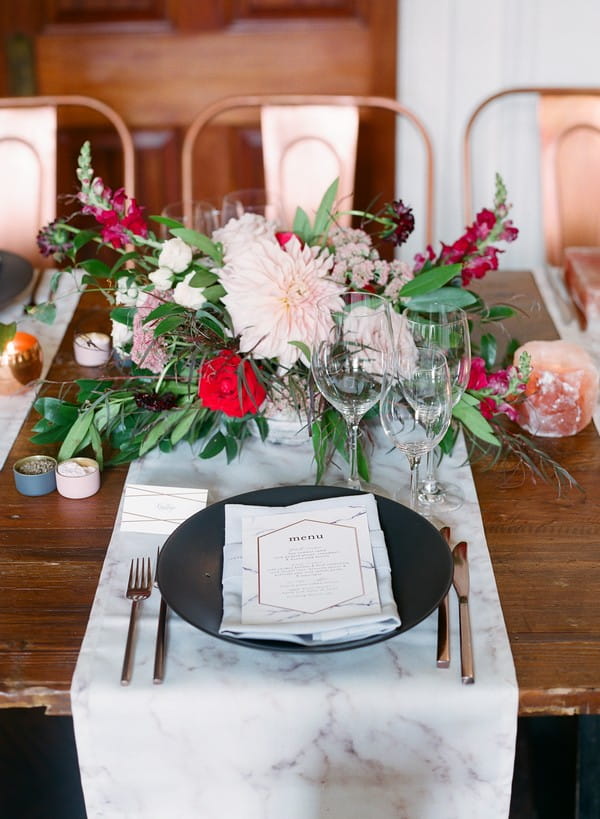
[
  {"left": 153, "top": 546, "right": 167, "bottom": 684},
  {"left": 436, "top": 526, "right": 451, "bottom": 668},
  {"left": 452, "top": 540, "right": 475, "bottom": 684}
]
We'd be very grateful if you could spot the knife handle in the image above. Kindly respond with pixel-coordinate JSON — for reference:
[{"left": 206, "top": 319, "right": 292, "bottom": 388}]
[
  {"left": 153, "top": 596, "right": 168, "bottom": 684},
  {"left": 458, "top": 598, "right": 474, "bottom": 684},
  {"left": 436, "top": 595, "right": 450, "bottom": 668}
]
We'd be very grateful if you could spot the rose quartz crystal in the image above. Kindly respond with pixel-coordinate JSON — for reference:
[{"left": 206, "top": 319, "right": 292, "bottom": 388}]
[
  {"left": 514, "top": 340, "right": 599, "bottom": 437},
  {"left": 564, "top": 247, "right": 600, "bottom": 330}
]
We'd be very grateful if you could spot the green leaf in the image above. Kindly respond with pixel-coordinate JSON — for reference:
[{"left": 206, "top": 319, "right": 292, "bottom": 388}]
[
  {"left": 288, "top": 340, "right": 312, "bottom": 362},
  {"left": 27, "top": 302, "right": 57, "bottom": 325},
  {"left": 452, "top": 400, "right": 500, "bottom": 446},
  {"left": 202, "top": 283, "right": 226, "bottom": 303},
  {"left": 110, "top": 306, "right": 134, "bottom": 325},
  {"left": 72, "top": 229, "right": 97, "bottom": 251},
  {"left": 485, "top": 304, "right": 517, "bottom": 321},
  {"left": 399, "top": 264, "right": 462, "bottom": 298},
  {"left": 170, "top": 227, "right": 222, "bottom": 263},
  {"left": 79, "top": 258, "right": 111, "bottom": 278},
  {"left": 88, "top": 422, "right": 104, "bottom": 469},
  {"left": 404, "top": 286, "right": 479, "bottom": 310},
  {"left": 199, "top": 431, "right": 226, "bottom": 459},
  {"left": 58, "top": 409, "right": 95, "bottom": 460},
  {"left": 170, "top": 408, "right": 200, "bottom": 445},
  {"left": 0, "top": 322, "right": 16, "bottom": 353},
  {"left": 188, "top": 268, "right": 218, "bottom": 288},
  {"left": 313, "top": 178, "right": 339, "bottom": 237},
  {"left": 139, "top": 410, "right": 189, "bottom": 456},
  {"left": 152, "top": 315, "right": 186, "bottom": 336},
  {"left": 33, "top": 397, "right": 79, "bottom": 426},
  {"left": 292, "top": 207, "right": 312, "bottom": 239},
  {"left": 224, "top": 435, "right": 238, "bottom": 463},
  {"left": 254, "top": 415, "right": 269, "bottom": 441},
  {"left": 480, "top": 333, "right": 497, "bottom": 369}
]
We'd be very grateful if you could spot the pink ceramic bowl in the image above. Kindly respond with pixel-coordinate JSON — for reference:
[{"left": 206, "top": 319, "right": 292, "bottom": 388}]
[{"left": 55, "top": 457, "right": 101, "bottom": 499}]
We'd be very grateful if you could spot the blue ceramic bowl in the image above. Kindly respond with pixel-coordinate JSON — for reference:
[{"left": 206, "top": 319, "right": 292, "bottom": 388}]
[{"left": 13, "top": 455, "right": 57, "bottom": 496}]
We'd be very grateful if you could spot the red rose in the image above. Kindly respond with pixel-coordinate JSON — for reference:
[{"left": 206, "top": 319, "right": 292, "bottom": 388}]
[{"left": 198, "top": 351, "right": 266, "bottom": 418}]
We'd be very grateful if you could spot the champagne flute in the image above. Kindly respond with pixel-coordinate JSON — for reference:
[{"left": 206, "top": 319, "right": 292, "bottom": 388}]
[
  {"left": 379, "top": 347, "right": 452, "bottom": 511},
  {"left": 405, "top": 305, "right": 471, "bottom": 513},
  {"left": 311, "top": 292, "right": 392, "bottom": 490}
]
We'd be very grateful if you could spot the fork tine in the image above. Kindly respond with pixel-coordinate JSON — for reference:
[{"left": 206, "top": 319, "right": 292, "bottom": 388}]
[{"left": 128, "top": 558, "right": 135, "bottom": 588}]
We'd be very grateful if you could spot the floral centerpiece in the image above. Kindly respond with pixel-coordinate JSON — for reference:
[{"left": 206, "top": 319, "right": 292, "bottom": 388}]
[{"left": 2, "top": 141, "right": 575, "bottom": 488}]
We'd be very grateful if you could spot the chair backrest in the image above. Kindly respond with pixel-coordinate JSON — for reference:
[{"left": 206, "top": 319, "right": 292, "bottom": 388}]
[
  {"left": 0, "top": 95, "right": 135, "bottom": 267},
  {"left": 463, "top": 86, "right": 600, "bottom": 268},
  {"left": 261, "top": 104, "right": 359, "bottom": 228},
  {"left": 182, "top": 93, "right": 434, "bottom": 243}
]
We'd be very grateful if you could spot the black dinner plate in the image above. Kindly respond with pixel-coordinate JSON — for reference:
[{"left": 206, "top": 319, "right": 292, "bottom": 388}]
[
  {"left": 157, "top": 485, "right": 453, "bottom": 653},
  {"left": 0, "top": 250, "right": 34, "bottom": 309}
]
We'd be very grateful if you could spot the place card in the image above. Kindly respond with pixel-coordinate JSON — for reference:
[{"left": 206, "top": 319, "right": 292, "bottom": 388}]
[
  {"left": 241, "top": 505, "right": 381, "bottom": 627},
  {"left": 121, "top": 484, "right": 208, "bottom": 535}
]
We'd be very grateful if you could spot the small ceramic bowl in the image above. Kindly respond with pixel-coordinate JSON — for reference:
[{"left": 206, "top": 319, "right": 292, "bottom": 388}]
[
  {"left": 13, "top": 455, "right": 57, "bottom": 496},
  {"left": 55, "top": 457, "right": 101, "bottom": 499}
]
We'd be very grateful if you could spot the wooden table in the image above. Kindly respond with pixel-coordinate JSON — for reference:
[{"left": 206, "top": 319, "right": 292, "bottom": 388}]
[{"left": 1, "top": 271, "right": 599, "bottom": 717}]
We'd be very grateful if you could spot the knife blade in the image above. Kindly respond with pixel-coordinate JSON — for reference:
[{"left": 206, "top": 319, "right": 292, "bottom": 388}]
[
  {"left": 153, "top": 546, "right": 168, "bottom": 684},
  {"left": 436, "top": 526, "right": 451, "bottom": 668},
  {"left": 452, "top": 541, "right": 475, "bottom": 684}
]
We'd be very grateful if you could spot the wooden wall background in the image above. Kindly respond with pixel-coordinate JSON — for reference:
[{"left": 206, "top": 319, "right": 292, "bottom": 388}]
[{"left": 0, "top": 0, "right": 397, "bottom": 226}]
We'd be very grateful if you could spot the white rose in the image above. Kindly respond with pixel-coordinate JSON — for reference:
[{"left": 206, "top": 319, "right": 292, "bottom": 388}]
[
  {"left": 115, "top": 278, "right": 138, "bottom": 306},
  {"left": 173, "top": 272, "right": 206, "bottom": 310},
  {"left": 159, "top": 237, "right": 193, "bottom": 273},
  {"left": 111, "top": 320, "right": 133, "bottom": 350},
  {"left": 149, "top": 267, "right": 174, "bottom": 291}
]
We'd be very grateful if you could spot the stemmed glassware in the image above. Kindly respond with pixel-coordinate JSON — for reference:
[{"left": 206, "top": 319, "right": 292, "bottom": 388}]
[
  {"left": 311, "top": 292, "right": 392, "bottom": 490},
  {"left": 405, "top": 305, "right": 471, "bottom": 513},
  {"left": 379, "top": 346, "right": 453, "bottom": 510}
]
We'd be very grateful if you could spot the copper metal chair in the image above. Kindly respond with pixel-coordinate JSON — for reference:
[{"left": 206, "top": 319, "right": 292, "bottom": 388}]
[
  {"left": 0, "top": 95, "right": 135, "bottom": 266},
  {"left": 181, "top": 93, "right": 434, "bottom": 242},
  {"left": 463, "top": 87, "right": 600, "bottom": 268}
]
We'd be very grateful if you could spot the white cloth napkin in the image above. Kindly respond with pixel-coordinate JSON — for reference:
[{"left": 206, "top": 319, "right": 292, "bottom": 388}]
[
  {"left": 0, "top": 269, "right": 81, "bottom": 469},
  {"left": 220, "top": 494, "right": 401, "bottom": 644}
]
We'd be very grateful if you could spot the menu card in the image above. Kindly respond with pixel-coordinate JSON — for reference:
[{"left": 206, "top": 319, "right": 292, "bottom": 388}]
[
  {"left": 219, "top": 494, "right": 401, "bottom": 644},
  {"left": 241, "top": 505, "right": 381, "bottom": 626}
]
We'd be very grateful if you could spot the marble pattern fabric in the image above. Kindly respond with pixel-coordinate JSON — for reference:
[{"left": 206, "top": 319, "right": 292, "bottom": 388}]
[
  {"left": 0, "top": 270, "right": 80, "bottom": 469},
  {"left": 71, "top": 430, "right": 518, "bottom": 819}
]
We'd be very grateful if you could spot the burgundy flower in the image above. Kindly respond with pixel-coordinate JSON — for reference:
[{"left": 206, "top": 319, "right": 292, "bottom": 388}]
[
  {"left": 36, "top": 220, "right": 73, "bottom": 260},
  {"left": 385, "top": 199, "right": 415, "bottom": 246},
  {"left": 413, "top": 244, "right": 436, "bottom": 273},
  {"left": 467, "top": 357, "right": 489, "bottom": 390},
  {"left": 134, "top": 391, "right": 177, "bottom": 411}
]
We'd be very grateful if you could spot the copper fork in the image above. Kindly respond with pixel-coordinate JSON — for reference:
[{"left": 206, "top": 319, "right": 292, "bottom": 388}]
[{"left": 120, "top": 557, "right": 153, "bottom": 685}]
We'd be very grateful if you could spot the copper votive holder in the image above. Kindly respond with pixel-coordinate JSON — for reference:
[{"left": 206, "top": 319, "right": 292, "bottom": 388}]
[{"left": 0, "top": 332, "right": 43, "bottom": 395}]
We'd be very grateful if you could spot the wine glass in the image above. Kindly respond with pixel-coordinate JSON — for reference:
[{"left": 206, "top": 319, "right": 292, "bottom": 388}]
[
  {"left": 380, "top": 347, "right": 452, "bottom": 510},
  {"left": 160, "top": 200, "right": 221, "bottom": 237},
  {"left": 311, "top": 292, "right": 392, "bottom": 490},
  {"left": 221, "top": 188, "right": 281, "bottom": 224},
  {"left": 405, "top": 305, "right": 471, "bottom": 513}
]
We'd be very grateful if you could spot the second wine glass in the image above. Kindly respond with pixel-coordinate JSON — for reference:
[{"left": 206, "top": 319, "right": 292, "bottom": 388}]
[
  {"left": 379, "top": 347, "right": 452, "bottom": 510},
  {"left": 311, "top": 292, "right": 392, "bottom": 490},
  {"left": 405, "top": 305, "right": 471, "bottom": 513}
]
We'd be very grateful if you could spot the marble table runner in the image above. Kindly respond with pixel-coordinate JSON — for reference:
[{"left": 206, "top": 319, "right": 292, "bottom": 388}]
[
  {"left": 71, "top": 431, "right": 518, "bottom": 819},
  {"left": 0, "top": 269, "right": 80, "bottom": 469}
]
